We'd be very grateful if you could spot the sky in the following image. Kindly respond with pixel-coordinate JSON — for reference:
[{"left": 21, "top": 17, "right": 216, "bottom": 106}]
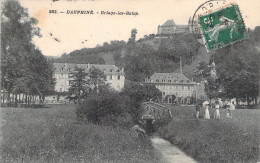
[{"left": 19, "top": 0, "right": 260, "bottom": 56}]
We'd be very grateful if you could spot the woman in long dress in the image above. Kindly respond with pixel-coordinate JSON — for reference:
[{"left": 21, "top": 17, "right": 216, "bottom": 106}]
[
  {"left": 214, "top": 104, "right": 220, "bottom": 119},
  {"left": 204, "top": 104, "right": 210, "bottom": 119}
]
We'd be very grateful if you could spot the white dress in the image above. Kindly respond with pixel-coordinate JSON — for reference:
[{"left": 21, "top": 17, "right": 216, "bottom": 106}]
[
  {"left": 214, "top": 105, "right": 220, "bottom": 119},
  {"left": 204, "top": 108, "right": 210, "bottom": 119},
  {"left": 214, "top": 109, "right": 220, "bottom": 119}
]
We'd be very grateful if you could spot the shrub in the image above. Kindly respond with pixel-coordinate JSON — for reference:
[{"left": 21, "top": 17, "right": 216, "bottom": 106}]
[{"left": 77, "top": 91, "right": 134, "bottom": 125}]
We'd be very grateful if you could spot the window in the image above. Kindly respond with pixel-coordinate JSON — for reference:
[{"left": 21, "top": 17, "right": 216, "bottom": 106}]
[
  {"left": 176, "top": 86, "right": 178, "bottom": 90},
  {"left": 110, "top": 69, "right": 113, "bottom": 72},
  {"left": 156, "top": 79, "right": 159, "bottom": 82},
  {"left": 110, "top": 75, "right": 112, "bottom": 80},
  {"left": 162, "top": 79, "right": 166, "bottom": 82},
  {"left": 187, "top": 92, "right": 191, "bottom": 96},
  {"left": 176, "top": 92, "right": 178, "bottom": 95},
  {"left": 60, "top": 74, "right": 63, "bottom": 79},
  {"left": 162, "top": 92, "right": 165, "bottom": 95},
  {"left": 180, "top": 80, "right": 184, "bottom": 83},
  {"left": 61, "top": 68, "right": 64, "bottom": 71},
  {"left": 187, "top": 98, "right": 190, "bottom": 104},
  {"left": 174, "top": 80, "right": 177, "bottom": 83},
  {"left": 182, "top": 91, "right": 184, "bottom": 96},
  {"left": 68, "top": 68, "right": 71, "bottom": 72},
  {"left": 168, "top": 80, "right": 171, "bottom": 82},
  {"left": 60, "top": 88, "right": 62, "bottom": 92},
  {"left": 118, "top": 75, "right": 120, "bottom": 80},
  {"left": 187, "top": 80, "right": 190, "bottom": 83},
  {"left": 182, "top": 86, "right": 184, "bottom": 90},
  {"left": 188, "top": 86, "right": 191, "bottom": 90},
  {"left": 181, "top": 98, "right": 184, "bottom": 103}
]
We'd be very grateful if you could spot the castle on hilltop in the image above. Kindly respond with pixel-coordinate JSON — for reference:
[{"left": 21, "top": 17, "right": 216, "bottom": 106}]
[{"left": 157, "top": 17, "right": 198, "bottom": 35}]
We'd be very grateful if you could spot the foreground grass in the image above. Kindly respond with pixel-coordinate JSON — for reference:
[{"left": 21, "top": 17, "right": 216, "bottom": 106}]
[
  {"left": 1, "top": 104, "right": 158, "bottom": 163},
  {"left": 158, "top": 105, "right": 260, "bottom": 163}
]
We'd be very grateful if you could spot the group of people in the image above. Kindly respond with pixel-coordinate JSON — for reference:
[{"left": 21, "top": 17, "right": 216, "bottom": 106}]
[{"left": 195, "top": 100, "right": 235, "bottom": 119}]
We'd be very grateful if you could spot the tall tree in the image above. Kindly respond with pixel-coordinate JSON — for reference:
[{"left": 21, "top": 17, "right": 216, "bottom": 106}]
[
  {"left": 67, "top": 66, "right": 87, "bottom": 102},
  {"left": 1, "top": 1, "right": 55, "bottom": 106},
  {"left": 211, "top": 29, "right": 259, "bottom": 105},
  {"left": 87, "top": 67, "right": 107, "bottom": 93}
]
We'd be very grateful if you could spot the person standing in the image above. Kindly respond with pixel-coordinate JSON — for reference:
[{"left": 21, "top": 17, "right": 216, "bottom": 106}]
[
  {"left": 204, "top": 104, "right": 210, "bottom": 119},
  {"left": 214, "top": 103, "right": 220, "bottom": 119},
  {"left": 227, "top": 101, "right": 235, "bottom": 118},
  {"left": 195, "top": 102, "right": 201, "bottom": 118}
]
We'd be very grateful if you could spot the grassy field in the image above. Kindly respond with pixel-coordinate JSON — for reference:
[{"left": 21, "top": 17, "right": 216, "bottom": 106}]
[
  {"left": 0, "top": 104, "right": 159, "bottom": 163},
  {"left": 158, "top": 105, "right": 260, "bottom": 163}
]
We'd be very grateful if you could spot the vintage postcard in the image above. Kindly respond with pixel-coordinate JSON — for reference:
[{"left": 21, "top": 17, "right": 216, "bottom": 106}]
[{"left": 1, "top": 0, "right": 259, "bottom": 162}]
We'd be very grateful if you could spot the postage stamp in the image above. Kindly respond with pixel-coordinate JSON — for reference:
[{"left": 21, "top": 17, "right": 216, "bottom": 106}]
[{"left": 197, "top": 3, "right": 248, "bottom": 51}]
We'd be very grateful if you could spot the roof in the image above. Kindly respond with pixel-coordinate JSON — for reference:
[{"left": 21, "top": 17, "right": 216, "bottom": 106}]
[
  {"left": 162, "top": 19, "right": 175, "bottom": 26},
  {"left": 53, "top": 63, "right": 124, "bottom": 75},
  {"left": 146, "top": 73, "right": 194, "bottom": 85}
]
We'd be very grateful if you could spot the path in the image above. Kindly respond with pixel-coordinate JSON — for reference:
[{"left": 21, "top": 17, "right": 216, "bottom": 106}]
[{"left": 151, "top": 136, "right": 197, "bottom": 163}]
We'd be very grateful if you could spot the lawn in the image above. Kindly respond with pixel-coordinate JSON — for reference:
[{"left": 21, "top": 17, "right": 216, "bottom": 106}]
[
  {"left": 0, "top": 104, "right": 159, "bottom": 163},
  {"left": 157, "top": 105, "right": 260, "bottom": 163}
]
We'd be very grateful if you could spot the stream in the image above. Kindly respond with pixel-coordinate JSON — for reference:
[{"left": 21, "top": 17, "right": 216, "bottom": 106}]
[{"left": 151, "top": 136, "right": 197, "bottom": 163}]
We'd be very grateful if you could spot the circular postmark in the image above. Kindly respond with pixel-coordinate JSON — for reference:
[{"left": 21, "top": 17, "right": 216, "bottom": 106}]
[
  {"left": 191, "top": 0, "right": 248, "bottom": 51},
  {"left": 191, "top": 0, "right": 229, "bottom": 44}
]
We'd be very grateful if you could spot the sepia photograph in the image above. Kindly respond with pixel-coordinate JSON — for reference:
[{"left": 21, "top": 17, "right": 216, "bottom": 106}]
[{"left": 0, "top": 0, "right": 259, "bottom": 162}]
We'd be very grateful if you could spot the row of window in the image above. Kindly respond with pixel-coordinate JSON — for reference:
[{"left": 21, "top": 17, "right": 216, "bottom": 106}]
[
  {"left": 162, "top": 91, "right": 192, "bottom": 96},
  {"left": 156, "top": 85, "right": 192, "bottom": 91},
  {"left": 167, "top": 97, "right": 191, "bottom": 104},
  {"left": 154, "top": 79, "right": 190, "bottom": 83},
  {"left": 107, "top": 75, "right": 121, "bottom": 80},
  {"left": 58, "top": 74, "right": 122, "bottom": 80},
  {"left": 60, "top": 67, "right": 121, "bottom": 73}
]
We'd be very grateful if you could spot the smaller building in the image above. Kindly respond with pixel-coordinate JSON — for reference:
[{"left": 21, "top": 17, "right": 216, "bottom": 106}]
[{"left": 145, "top": 73, "right": 196, "bottom": 104}]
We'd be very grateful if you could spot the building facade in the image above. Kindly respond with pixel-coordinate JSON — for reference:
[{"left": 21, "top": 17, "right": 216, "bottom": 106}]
[
  {"left": 157, "top": 18, "right": 198, "bottom": 35},
  {"left": 145, "top": 73, "right": 196, "bottom": 104},
  {"left": 53, "top": 63, "right": 125, "bottom": 92}
]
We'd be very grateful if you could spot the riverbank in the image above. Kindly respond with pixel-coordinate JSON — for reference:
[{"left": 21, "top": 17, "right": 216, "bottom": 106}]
[
  {"left": 1, "top": 104, "right": 159, "bottom": 162},
  {"left": 157, "top": 106, "right": 260, "bottom": 162}
]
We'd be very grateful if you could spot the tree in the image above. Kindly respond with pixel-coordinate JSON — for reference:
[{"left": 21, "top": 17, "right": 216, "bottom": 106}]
[
  {"left": 122, "top": 83, "right": 161, "bottom": 122},
  {"left": 211, "top": 29, "right": 259, "bottom": 105},
  {"left": 87, "top": 67, "right": 108, "bottom": 93},
  {"left": 1, "top": 1, "right": 55, "bottom": 106},
  {"left": 67, "top": 66, "right": 87, "bottom": 102},
  {"left": 127, "top": 28, "right": 137, "bottom": 44}
]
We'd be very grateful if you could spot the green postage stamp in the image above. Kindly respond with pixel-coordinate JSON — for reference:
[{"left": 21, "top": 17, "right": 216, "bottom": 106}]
[{"left": 198, "top": 3, "right": 248, "bottom": 51}]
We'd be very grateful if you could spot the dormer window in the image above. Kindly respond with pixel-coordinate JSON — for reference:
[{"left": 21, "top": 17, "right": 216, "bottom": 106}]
[
  {"left": 174, "top": 80, "right": 177, "bottom": 83},
  {"left": 110, "top": 69, "right": 113, "bottom": 72},
  {"left": 187, "top": 80, "right": 190, "bottom": 83},
  {"left": 116, "top": 69, "right": 120, "bottom": 72},
  {"left": 61, "top": 68, "right": 64, "bottom": 71},
  {"left": 168, "top": 80, "right": 171, "bottom": 82},
  {"left": 156, "top": 79, "right": 159, "bottom": 82},
  {"left": 180, "top": 80, "right": 184, "bottom": 83}
]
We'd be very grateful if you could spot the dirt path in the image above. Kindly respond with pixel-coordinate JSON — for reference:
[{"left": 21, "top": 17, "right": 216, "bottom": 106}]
[{"left": 151, "top": 136, "right": 197, "bottom": 163}]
